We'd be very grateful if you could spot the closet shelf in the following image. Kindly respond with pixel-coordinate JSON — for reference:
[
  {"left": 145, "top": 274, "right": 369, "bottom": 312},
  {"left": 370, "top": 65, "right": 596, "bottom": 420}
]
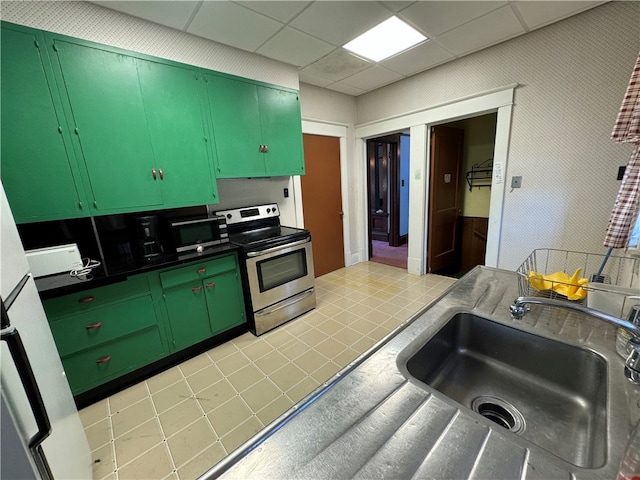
[{"left": 466, "top": 159, "right": 493, "bottom": 191}]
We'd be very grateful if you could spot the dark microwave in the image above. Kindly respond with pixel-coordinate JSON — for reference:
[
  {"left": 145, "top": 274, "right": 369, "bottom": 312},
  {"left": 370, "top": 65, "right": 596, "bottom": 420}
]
[{"left": 169, "top": 216, "right": 228, "bottom": 253}]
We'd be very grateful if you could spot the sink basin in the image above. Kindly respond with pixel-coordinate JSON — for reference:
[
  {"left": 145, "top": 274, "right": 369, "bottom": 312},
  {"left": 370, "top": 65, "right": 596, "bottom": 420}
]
[{"left": 405, "top": 312, "right": 608, "bottom": 469}]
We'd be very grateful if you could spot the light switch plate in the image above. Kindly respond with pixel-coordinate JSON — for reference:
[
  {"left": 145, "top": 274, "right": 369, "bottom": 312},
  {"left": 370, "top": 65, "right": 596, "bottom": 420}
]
[{"left": 511, "top": 176, "right": 522, "bottom": 188}]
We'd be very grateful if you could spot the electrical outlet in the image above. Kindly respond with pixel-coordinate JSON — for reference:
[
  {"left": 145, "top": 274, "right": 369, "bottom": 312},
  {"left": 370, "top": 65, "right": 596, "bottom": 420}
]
[
  {"left": 511, "top": 176, "right": 522, "bottom": 189},
  {"left": 283, "top": 188, "right": 289, "bottom": 198}
]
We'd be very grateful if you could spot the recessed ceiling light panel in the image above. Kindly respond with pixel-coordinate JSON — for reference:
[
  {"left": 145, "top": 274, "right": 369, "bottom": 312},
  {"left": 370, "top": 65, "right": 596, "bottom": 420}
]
[{"left": 343, "top": 16, "right": 427, "bottom": 63}]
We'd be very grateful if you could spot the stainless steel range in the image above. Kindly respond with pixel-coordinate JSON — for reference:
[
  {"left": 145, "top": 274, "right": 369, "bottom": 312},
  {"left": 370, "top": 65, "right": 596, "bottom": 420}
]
[{"left": 212, "top": 204, "right": 316, "bottom": 336}]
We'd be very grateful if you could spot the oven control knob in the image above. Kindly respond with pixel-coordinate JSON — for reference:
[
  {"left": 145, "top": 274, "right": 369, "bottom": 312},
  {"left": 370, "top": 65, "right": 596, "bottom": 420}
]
[
  {"left": 266, "top": 208, "right": 271, "bottom": 213},
  {"left": 196, "top": 245, "right": 204, "bottom": 253},
  {"left": 226, "top": 214, "right": 232, "bottom": 219}
]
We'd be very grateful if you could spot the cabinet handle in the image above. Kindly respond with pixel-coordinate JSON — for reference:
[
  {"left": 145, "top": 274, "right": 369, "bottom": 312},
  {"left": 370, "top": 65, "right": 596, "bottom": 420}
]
[
  {"left": 85, "top": 322, "right": 102, "bottom": 330},
  {"left": 159, "top": 168, "right": 164, "bottom": 180},
  {"left": 205, "top": 282, "right": 215, "bottom": 288},
  {"left": 152, "top": 168, "right": 157, "bottom": 180},
  {"left": 96, "top": 355, "right": 111, "bottom": 364},
  {"left": 79, "top": 296, "right": 94, "bottom": 304},
  {"left": 192, "top": 286, "right": 202, "bottom": 292},
  {"left": 197, "top": 268, "right": 206, "bottom": 274}
]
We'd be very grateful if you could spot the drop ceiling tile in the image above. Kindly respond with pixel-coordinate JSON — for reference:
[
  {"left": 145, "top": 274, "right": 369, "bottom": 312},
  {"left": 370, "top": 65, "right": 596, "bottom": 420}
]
[
  {"left": 341, "top": 65, "right": 404, "bottom": 91},
  {"left": 290, "top": 1, "right": 393, "bottom": 46},
  {"left": 257, "top": 27, "right": 335, "bottom": 67},
  {"left": 298, "top": 71, "right": 334, "bottom": 88},
  {"left": 325, "top": 82, "right": 366, "bottom": 96},
  {"left": 435, "top": 5, "right": 525, "bottom": 56},
  {"left": 400, "top": 1, "right": 507, "bottom": 37},
  {"left": 380, "top": 40, "right": 455, "bottom": 76},
  {"left": 187, "top": 1, "right": 284, "bottom": 52},
  {"left": 512, "top": 1, "right": 605, "bottom": 30},
  {"left": 302, "top": 49, "right": 372, "bottom": 82},
  {"left": 92, "top": 1, "right": 200, "bottom": 30},
  {"left": 238, "top": 1, "right": 312, "bottom": 23}
]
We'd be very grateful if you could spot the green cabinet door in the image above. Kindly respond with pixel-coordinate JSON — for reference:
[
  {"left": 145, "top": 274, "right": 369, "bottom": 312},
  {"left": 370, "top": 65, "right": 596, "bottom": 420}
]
[
  {"left": 163, "top": 282, "right": 213, "bottom": 350},
  {"left": 205, "top": 74, "right": 265, "bottom": 178},
  {"left": 203, "top": 270, "right": 246, "bottom": 335},
  {"left": 257, "top": 86, "right": 305, "bottom": 176},
  {"left": 51, "top": 39, "right": 162, "bottom": 212},
  {"left": 137, "top": 60, "right": 218, "bottom": 206},
  {"left": 0, "top": 25, "right": 85, "bottom": 223}
]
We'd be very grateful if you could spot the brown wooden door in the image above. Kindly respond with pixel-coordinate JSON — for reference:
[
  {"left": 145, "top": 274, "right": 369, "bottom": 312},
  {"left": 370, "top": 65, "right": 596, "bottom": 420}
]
[
  {"left": 427, "top": 125, "right": 464, "bottom": 273},
  {"left": 301, "top": 134, "right": 345, "bottom": 277}
]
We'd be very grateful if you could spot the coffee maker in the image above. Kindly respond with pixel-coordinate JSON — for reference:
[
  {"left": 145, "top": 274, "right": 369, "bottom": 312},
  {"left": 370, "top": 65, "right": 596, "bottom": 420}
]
[{"left": 133, "top": 215, "right": 163, "bottom": 259}]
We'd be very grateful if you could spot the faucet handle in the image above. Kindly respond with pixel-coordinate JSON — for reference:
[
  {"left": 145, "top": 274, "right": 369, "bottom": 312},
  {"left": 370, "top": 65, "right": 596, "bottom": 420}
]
[
  {"left": 624, "top": 339, "right": 640, "bottom": 385},
  {"left": 510, "top": 300, "right": 529, "bottom": 320},
  {"left": 628, "top": 305, "right": 640, "bottom": 326}
]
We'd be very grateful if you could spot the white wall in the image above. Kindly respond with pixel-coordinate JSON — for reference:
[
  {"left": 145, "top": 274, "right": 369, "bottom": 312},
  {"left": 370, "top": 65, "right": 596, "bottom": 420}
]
[{"left": 355, "top": 1, "right": 640, "bottom": 270}]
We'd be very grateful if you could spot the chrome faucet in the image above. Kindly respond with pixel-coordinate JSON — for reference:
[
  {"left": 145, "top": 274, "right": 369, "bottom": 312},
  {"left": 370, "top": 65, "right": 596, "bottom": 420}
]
[{"left": 510, "top": 297, "right": 640, "bottom": 386}]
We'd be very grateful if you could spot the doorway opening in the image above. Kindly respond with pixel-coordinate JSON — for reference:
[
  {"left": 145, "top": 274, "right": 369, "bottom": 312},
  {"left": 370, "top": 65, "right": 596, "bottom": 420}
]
[
  {"left": 367, "top": 133, "right": 410, "bottom": 269},
  {"left": 427, "top": 113, "right": 497, "bottom": 277}
]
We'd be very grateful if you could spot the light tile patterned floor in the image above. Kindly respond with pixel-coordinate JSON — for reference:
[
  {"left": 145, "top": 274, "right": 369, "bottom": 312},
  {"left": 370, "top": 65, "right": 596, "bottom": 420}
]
[{"left": 79, "top": 262, "right": 457, "bottom": 480}]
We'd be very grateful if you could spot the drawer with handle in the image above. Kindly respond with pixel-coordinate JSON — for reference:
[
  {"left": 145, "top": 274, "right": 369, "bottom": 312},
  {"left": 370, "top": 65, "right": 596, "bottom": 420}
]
[
  {"left": 159, "top": 253, "right": 236, "bottom": 290},
  {"left": 49, "top": 294, "right": 158, "bottom": 357},
  {"left": 43, "top": 275, "right": 150, "bottom": 319},
  {"left": 60, "top": 326, "right": 166, "bottom": 395}
]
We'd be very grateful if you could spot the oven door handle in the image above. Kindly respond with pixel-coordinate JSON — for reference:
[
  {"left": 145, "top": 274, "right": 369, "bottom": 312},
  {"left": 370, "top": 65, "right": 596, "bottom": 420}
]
[
  {"left": 246, "top": 237, "right": 310, "bottom": 258},
  {"left": 255, "top": 288, "right": 315, "bottom": 316}
]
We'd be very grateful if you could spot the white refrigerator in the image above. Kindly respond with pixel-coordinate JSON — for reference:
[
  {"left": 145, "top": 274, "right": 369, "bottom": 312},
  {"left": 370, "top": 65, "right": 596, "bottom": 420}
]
[{"left": 1, "top": 183, "right": 92, "bottom": 479}]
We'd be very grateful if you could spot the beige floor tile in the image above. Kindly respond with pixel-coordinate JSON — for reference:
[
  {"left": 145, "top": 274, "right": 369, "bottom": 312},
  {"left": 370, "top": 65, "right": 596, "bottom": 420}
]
[
  {"left": 268, "top": 362, "right": 307, "bottom": 391},
  {"left": 167, "top": 417, "right": 218, "bottom": 468},
  {"left": 349, "top": 317, "right": 378, "bottom": 335},
  {"left": 331, "top": 297, "right": 356, "bottom": 309},
  {"left": 80, "top": 398, "right": 108, "bottom": 428},
  {"left": 334, "top": 326, "right": 364, "bottom": 346},
  {"left": 283, "top": 318, "right": 312, "bottom": 336},
  {"left": 85, "top": 417, "right": 112, "bottom": 451},
  {"left": 315, "top": 318, "right": 344, "bottom": 336},
  {"left": 147, "top": 367, "right": 183, "bottom": 395},
  {"left": 333, "top": 348, "right": 361, "bottom": 368},
  {"left": 231, "top": 332, "right": 258, "bottom": 350},
  {"left": 332, "top": 310, "right": 359, "bottom": 326},
  {"left": 114, "top": 418, "right": 164, "bottom": 467},
  {"left": 152, "top": 379, "right": 193, "bottom": 414},
  {"left": 311, "top": 361, "right": 341, "bottom": 383},
  {"left": 240, "top": 340, "right": 274, "bottom": 361},
  {"left": 185, "top": 364, "right": 225, "bottom": 394},
  {"left": 347, "top": 302, "right": 374, "bottom": 317},
  {"left": 298, "top": 328, "right": 328, "bottom": 346},
  {"left": 177, "top": 442, "right": 226, "bottom": 480},
  {"left": 196, "top": 378, "right": 237, "bottom": 413},
  {"left": 158, "top": 397, "right": 204, "bottom": 438},
  {"left": 301, "top": 310, "right": 329, "bottom": 327},
  {"left": 91, "top": 441, "right": 116, "bottom": 479},
  {"left": 286, "top": 376, "right": 320, "bottom": 403},
  {"left": 383, "top": 316, "right": 405, "bottom": 331},
  {"left": 220, "top": 417, "right": 264, "bottom": 454},
  {"left": 314, "top": 337, "right": 349, "bottom": 360},
  {"left": 351, "top": 336, "right": 377, "bottom": 354},
  {"left": 163, "top": 472, "right": 179, "bottom": 480},
  {"left": 112, "top": 398, "right": 155, "bottom": 439},
  {"left": 227, "top": 363, "right": 266, "bottom": 393},
  {"left": 377, "top": 302, "right": 402, "bottom": 316},
  {"left": 256, "top": 395, "right": 294, "bottom": 426},
  {"left": 207, "top": 340, "right": 239, "bottom": 362},
  {"left": 207, "top": 396, "right": 253, "bottom": 437},
  {"left": 366, "top": 309, "right": 393, "bottom": 325},
  {"left": 179, "top": 353, "right": 213, "bottom": 377},
  {"left": 254, "top": 349, "right": 289, "bottom": 375},
  {"left": 368, "top": 325, "right": 392, "bottom": 342},
  {"left": 279, "top": 338, "right": 309, "bottom": 360},
  {"left": 262, "top": 328, "right": 296, "bottom": 349},
  {"left": 215, "top": 350, "right": 251, "bottom": 376},
  {"left": 109, "top": 382, "right": 149, "bottom": 413},
  {"left": 117, "top": 442, "right": 174, "bottom": 480},
  {"left": 316, "top": 301, "right": 343, "bottom": 318},
  {"left": 293, "top": 349, "right": 329, "bottom": 375},
  {"left": 241, "top": 378, "right": 282, "bottom": 412}
]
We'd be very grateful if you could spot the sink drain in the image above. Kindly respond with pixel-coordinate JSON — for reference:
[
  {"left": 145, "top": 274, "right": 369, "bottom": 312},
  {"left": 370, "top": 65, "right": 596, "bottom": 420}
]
[{"left": 471, "top": 397, "right": 525, "bottom": 434}]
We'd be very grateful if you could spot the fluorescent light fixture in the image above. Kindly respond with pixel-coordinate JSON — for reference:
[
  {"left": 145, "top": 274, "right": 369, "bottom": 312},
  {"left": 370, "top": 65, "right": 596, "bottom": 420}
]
[{"left": 343, "top": 16, "right": 427, "bottom": 62}]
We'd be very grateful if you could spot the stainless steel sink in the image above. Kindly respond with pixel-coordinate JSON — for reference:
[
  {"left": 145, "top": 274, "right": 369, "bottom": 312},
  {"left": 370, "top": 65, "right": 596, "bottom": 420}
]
[{"left": 405, "top": 312, "right": 608, "bottom": 469}]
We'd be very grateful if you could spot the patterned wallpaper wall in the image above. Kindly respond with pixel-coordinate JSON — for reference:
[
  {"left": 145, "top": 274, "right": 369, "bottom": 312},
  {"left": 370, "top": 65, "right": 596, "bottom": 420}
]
[
  {"left": 0, "top": 1, "right": 299, "bottom": 89},
  {"left": 356, "top": 1, "right": 640, "bottom": 270}
]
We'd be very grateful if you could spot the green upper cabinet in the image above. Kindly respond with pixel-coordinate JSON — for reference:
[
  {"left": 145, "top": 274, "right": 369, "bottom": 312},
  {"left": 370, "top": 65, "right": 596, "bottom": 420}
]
[
  {"left": 205, "top": 74, "right": 305, "bottom": 178},
  {"left": 0, "top": 24, "right": 86, "bottom": 223},
  {"left": 50, "top": 38, "right": 164, "bottom": 213},
  {"left": 136, "top": 59, "right": 218, "bottom": 206}
]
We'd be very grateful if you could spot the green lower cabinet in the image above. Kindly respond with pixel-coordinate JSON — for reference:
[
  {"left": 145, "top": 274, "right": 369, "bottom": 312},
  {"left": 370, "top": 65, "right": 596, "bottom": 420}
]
[
  {"left": 61, "top": 327, "right": 166, "bottom": 395},
  {"left": 163, "top": 281, "right": 214, "bottom": 351},
  {"left": 204, "top": 269, "right": 246, "bottom": 335}
]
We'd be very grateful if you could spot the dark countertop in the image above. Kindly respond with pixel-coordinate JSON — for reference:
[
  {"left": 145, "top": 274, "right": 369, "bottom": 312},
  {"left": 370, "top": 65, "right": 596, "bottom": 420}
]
[{"left": 36, "top": 243, "right": 242, "bottom": 300}]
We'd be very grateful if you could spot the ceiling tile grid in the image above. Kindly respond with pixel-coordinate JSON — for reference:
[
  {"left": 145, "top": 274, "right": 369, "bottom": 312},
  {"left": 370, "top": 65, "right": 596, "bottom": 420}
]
[{"left": 0, "top": 1, "right": 300, "bottom": 89}]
